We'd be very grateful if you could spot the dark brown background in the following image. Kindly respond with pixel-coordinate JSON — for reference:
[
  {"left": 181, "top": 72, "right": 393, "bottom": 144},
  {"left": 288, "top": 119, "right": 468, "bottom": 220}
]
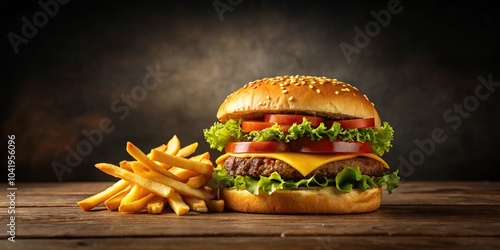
[{"left": 2, "top": 0, "right": 500, "bottom": 182}]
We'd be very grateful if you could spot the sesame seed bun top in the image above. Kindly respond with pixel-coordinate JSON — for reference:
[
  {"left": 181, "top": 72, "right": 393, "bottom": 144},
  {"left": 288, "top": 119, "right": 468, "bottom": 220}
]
[{"left": 217, "top": 75, "right": 381, "bottom": 128}]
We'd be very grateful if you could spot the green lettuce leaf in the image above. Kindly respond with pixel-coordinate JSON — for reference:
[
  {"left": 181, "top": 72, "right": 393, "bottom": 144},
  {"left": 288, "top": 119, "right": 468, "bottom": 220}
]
[
  {"left": 207, "top": 165, "right": 401, "bottom": 195},
  {"left": 203, "top": 118, "right": 394, "bottom": 156}
]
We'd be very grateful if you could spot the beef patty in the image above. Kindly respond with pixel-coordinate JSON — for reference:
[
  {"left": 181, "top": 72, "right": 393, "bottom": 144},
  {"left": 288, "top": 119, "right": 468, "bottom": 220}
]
[{"left": 223, "top": 156, "right": 385, "bottom": 180}]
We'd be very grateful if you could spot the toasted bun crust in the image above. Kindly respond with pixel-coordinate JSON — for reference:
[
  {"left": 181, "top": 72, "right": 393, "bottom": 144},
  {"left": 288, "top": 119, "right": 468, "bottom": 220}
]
[
  {"left": 217, "top": 75, "right": 381, "bottom": 128},
  {"left": 220, "top": 187, "right": 382, "bottom": 214}
]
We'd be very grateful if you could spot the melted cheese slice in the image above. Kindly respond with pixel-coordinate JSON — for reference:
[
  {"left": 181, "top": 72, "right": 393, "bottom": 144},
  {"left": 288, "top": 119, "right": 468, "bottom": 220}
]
[{"left": 216, "top": 152, "right": 389, "bottom": 176}]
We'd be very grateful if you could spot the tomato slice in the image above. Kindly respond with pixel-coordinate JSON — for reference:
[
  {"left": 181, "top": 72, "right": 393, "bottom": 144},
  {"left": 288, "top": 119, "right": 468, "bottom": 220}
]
[
  {"left": 225, "top": 141, "right": 290, "bottom": 153},
  {"left": 293, "top": 138, "right": 373, "bottom": 154},
  {"left": 264, "top": 114, "right": 324, "bottom": 127},
  {"left": 241, "top": 121, "right": 292, "bottom": 132},
  {"left": 241, "top": 121, "right": 274, "bottom": 132},
  {"left": 324, "top": 118, "right": 375, "bottom": 129}
]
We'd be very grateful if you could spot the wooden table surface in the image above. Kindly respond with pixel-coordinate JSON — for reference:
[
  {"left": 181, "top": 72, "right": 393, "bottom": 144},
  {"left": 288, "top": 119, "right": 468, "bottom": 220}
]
[{"left": 2, "top": 181, "right": 500, "bottom": 249}]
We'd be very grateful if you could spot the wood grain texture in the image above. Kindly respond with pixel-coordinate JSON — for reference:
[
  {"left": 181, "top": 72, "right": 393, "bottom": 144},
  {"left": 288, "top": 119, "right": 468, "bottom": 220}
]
[{"left": 1, "top": 182, "right": 499, "bottom": 249}]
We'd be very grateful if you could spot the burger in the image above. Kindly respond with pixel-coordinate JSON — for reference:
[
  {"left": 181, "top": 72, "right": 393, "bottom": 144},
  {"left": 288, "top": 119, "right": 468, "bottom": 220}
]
[{"left": 204, "top": 75, "right": 400, "bottom": 214}]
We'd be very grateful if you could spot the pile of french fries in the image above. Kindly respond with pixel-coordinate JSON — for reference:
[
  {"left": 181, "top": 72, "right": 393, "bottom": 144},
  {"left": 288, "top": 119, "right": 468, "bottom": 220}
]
[{"left": 77, "top": 135, "right": 224, "bottom": 215}]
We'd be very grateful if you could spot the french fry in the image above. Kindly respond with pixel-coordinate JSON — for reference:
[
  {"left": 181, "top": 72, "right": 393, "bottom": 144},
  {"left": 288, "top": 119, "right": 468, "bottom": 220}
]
[
  {"left": 130, "top": 161, "right": 213, "bottom": 200},
  {"left": 168, "top": 167, "right": 199, "bottom": 182},
  {"left": 147, "top": 195, "right": 166, "bottom": 214},
  {"left": 119, "top": 193, "right": 156, "bottom": 213},
  {"left": 120, "top": 184, "right": 148, "bottom": 205},
  {"left": 167, "top": 152, "right": 212, "bottom": 181},
  {"left": 189, "top": 152, "right": 210, "bottom": 162},
  {"left": 166, "top": 191, "right": 190, "bottom": 216},
  {"left": 206, "top": 199, "right": 225, "bottom": 213},
  {"left": 183, "top": 196, "right": 208, "bottom": 212},
  {"left": 119, "top": 160, "right": 133, "bottom": 171},
  {"left": 176, "top": 142, "right": 198, "bottom": 158},
  {"left": 95, "top": 163, "right": 174, "bottom": 198},
  {"left": 186, "top": 174, "right": 210, "bottom": 189},
  {"left": 79, "top": 135, "right": 220, "bottom": 216},
  {"left": 165, "top": 135, "right": 181, "bottom": 155},
  {"left": 77, "top": 179, "right": 129, "bottom": 211},
  {"left": 150, "top": 149, "right": 214, "bottom": 175},
  {"left": 147, "top": 143, "right": 168, "bottom": 157},
  {"left": 126, "top": 142, "right": 181, "bottom": 181},
  {"left": 104, "top": 184, "right": 133, "bottom": 211},
  {"left": 200, "top": 158, "right": 213, "bottom": 166}
]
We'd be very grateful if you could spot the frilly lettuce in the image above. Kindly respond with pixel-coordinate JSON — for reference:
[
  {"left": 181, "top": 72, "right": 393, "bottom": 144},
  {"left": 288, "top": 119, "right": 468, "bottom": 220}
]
[
  {"left": 204, "top": 118, "right": 394, "bottom": 156},
  {"left": 208, "top": 165, "right": 400, "bottom": 195}
]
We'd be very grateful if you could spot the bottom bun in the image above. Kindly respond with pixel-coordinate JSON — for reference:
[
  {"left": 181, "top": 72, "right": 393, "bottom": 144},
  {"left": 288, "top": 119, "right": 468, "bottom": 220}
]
[{"left": 220, "top": 187, "right": 382, "bottom": 214}]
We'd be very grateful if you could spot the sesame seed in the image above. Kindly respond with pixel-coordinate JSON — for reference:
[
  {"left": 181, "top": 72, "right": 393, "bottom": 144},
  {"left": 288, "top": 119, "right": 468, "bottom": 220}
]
[
  {"left": 288, "top": 96, "right": 294, "bottom": 101},
  {"left": 266, "top": 95, "right": 270, "bottom": 100},
  {"left": 282, "top": 89, "right": 288, "bottom": 94},
  {"left": 279, "top": 83, "right": 284, "bottom": 87},
  {"left": 309, "top": 85, "right": 314, "bottom": 89},
  {"left": 371, "top": 102, "right": 375, "bottom": 106},
  {"left": 335, "top": 91, "right": 339, "bottom": 94},
  {"left": 316, "top": 89, "right": 321, "bottom": 93}
]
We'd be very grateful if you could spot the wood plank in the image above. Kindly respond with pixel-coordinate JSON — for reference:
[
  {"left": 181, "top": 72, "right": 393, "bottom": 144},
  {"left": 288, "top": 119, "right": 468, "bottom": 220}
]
[
  {"left": 3, "top": 181, "right": 500, "bottom": 207},
  {"left": 2, "top": 181, "right": 500, "bottom": 249},
  {"left": 383, "top": 181, "right": 500, "bottom": 205},
  {"left": 2, "top": 236, "right": 500, "bottom": 250},
  {"left": 11, "top": 205, "right": 500, "bottom": 238}
]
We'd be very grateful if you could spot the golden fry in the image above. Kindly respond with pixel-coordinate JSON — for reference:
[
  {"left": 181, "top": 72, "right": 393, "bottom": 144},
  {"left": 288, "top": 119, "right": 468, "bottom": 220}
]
[
  {"left": 206, "top": 199, "right": 225, "bottom": 213},
  {"left": 80, "top": 135, "right": 220, "bottom": 216},
  {"left": 119, "top": 193, "right": 156, "bottom": 213},
  {"left": 176, "top": 142, "right": 198, "bottom": 158},
  {"left": 119, "top": 160, "right": 133, "bottom": 171},
  {"left": 150, "top": 149, "right": 214, "bottom": 175},
  {"left": 169, "top": 167, "right": 199, "bottom": 182},
  {"left": 120, "top": 184, "right": 146, "bottom": 205},
  {"left": 200, "top": 158, "right": 213, "bottom": 166},
  {"left": 77, "top": 179, "right": 129, "bottom": 211},
  {"left": 127, "top": 142, "right": 181, "bottom": 181},
  {"left": 147, "top": 195, "right": 166, "bottom": 214},
  {"left": 167, "top": 191, "right": 190, "bottom": 216},
  {"left": 95, "top": 163, "right": 174, "bottom": 198},
  {"left": 189, "top": 152, "right": 210, "bottom": 162},
  {"left": 104, "top": 184, "right": 133, "bottom": 211},
  {"left": 165, "top": 135, "right": 181, "bottom": 155},
  {"left": 183, "top": 196, "right": 208, "bottom": 212},
  {"left": 146, "top": 144, "right": 168, "bottom": 159},
  {"left": 186, "top": 174, "right": 210, "bottom": 189},
  {"left": 130, "top": 161, "right": 213, "bottom": 200}
]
